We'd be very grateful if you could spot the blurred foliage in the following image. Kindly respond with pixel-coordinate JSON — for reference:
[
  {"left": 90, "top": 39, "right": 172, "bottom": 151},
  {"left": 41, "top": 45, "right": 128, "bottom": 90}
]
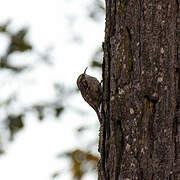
[
  {"left": 0, "top": 20, "right": 32, "bottom": 72},
  {"left": 57, "top": 149, "right": 99, "bottom": 180},
  {"left": 0, "top": 20, "right": 31, "bottom": 146},
  {"left": 51, "top": 171, "right": 61, "bottom": 179},
  {"left": 6, "top": 114, "right": 24, "bottom": 141},
  {"left": 90, "top": 47, "right": 103, "bottom": 69},
  {"left": 7, "top": 28, "right": 32, "bottom": 54},
  {"left": 88, "top": 0, "right": 105, "bottom": 22},
  {"left": 0, "top": 0, "right": 104, "bottom": 179},
  {"left": 0, "top": 20, "right": 99, "bottom": 180},
  {"left": 0, "top": 20, "right": 65, "bottom": 147}
]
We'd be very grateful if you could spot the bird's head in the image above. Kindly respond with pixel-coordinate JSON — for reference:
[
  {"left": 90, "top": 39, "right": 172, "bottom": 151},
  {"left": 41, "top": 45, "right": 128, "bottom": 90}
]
[{"left": 77, "top": 67, "right": 88, "bottom": 90}]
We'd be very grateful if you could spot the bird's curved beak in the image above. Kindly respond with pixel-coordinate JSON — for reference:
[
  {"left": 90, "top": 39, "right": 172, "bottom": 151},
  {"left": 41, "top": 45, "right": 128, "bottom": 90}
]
[{"left": 84, "top": 67, "right": 88, "bottom": 74}]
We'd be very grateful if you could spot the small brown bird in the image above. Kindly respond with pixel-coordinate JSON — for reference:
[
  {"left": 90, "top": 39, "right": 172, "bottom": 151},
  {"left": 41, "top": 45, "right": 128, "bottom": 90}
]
[{"left": 77, "top": 67, "right": 102, "bottom": 123}]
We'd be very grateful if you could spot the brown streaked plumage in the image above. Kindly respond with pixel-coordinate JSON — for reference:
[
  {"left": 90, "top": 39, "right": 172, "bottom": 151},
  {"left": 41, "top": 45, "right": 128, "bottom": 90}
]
[{"left": 77, "top": 67, "right": 102, "bottom": 123}]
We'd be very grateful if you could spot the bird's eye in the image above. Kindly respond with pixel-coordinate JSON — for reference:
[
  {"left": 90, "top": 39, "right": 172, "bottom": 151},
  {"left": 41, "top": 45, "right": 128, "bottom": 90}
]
[{"left": 82, "top": 79, "right": 88, "bottom": 87}]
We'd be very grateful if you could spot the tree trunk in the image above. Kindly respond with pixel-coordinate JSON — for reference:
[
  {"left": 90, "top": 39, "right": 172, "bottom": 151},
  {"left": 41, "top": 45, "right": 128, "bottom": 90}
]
[{"left": 98, "top": 0, "right": 180, "bottom": 179}]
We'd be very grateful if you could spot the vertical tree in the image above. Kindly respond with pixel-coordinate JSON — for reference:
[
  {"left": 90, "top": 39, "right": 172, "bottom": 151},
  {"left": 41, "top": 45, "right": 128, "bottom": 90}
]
[{"left": 99, "top": 0, "right": 180, "bottom": 179}]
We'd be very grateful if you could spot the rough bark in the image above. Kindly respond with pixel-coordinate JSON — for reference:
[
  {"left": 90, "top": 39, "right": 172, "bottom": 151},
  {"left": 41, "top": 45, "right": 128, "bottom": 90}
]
[{"left": 98, "top": 0, "right": 180, "bottom": 179}]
